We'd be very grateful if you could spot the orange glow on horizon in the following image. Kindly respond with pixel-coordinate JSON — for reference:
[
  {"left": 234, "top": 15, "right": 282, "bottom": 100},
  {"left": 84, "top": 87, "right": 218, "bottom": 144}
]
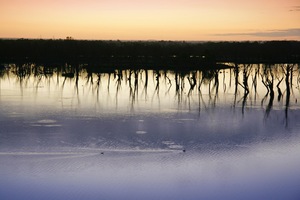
[{"left": 0, "top": 0, "right": 299, "bottom": 41}]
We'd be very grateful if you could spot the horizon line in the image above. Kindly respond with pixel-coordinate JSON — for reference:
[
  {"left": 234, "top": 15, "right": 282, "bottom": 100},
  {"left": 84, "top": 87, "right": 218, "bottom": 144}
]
[{"left": 1, "top": 37, "right": 299, "bottom": 43}]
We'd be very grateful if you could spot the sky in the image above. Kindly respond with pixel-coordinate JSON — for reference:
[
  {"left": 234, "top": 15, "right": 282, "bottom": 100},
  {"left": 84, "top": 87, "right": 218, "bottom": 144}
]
[{"left": 0, "top": 0, "right": 299, "bottom": 41}]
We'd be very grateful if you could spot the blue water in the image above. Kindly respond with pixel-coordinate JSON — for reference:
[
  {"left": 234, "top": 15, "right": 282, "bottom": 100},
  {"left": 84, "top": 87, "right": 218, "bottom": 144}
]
[{"left": 0, "top": 64, "right": 300, "bottom": 199}]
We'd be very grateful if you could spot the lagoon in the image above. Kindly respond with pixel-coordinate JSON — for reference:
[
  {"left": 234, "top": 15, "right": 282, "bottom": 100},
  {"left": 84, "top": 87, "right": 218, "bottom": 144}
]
[{"left": 0, "top": 63, "right": 300, "bottom": 199}]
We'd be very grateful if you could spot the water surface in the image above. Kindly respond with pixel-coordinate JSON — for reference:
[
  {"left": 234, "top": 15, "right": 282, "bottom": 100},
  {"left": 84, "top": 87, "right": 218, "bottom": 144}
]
[{"left": 0, "top": 63, "right": 300, "bottom": 199}]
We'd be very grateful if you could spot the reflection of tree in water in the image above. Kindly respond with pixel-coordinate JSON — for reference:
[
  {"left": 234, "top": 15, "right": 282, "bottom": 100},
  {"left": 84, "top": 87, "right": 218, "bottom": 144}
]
[
  {"left": 1, "top": 63, "right": 299, "bottom": 126},
  {"left": 151, "top": 70, "right": 160, "bottom": 108},
  {"left": 13, "top": 64, "right": 42, "bottom": 96},
  {"left": 282, "top": 64, "right": 295, "bottom": 127},
  {"left": 260, "top": 64, "right": 275, "bottom": 119},
  {"left": 231, "top": 64, "right": 251, "bottom": 115},
  {"left": 274, "top": 65, "right": 284, "bottom": 102},
  {"left": 127, "top": 70, "right": 137, "bottom": 111},
  {"left": 240, "top": 64, "right": 251, "bottom": 115},
  {"left": 76, "top": 64, "right": 296, "bottom": 121},
  {"left": 251, "top": 65, "right": 259, "bottom": 101},
  {"left": 187, "top": 71, "right": 197, "bottom": 95},
  {"left": 233, "top": 63, "right": 239, "bottom": 108},
  {"left": 0, "top": 64, "right": 10, "bottom": 97},
  {"left": 227, "top": 63, "right": 298, "bottom": 126},
  {"left": 14, "top": 64, "right": 32, "bottom": 93},
  {"left": 199, "top": 69, "right": 219, "bottom": 108},
  {"left": 174, "top": 71, "right": 184, "bottom": 105}
]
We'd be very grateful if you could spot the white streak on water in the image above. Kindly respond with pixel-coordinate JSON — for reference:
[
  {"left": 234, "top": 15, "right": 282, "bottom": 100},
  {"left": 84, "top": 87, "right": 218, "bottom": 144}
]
[{"left": 0, "top": 148, "right": 179, "bottom": 156}]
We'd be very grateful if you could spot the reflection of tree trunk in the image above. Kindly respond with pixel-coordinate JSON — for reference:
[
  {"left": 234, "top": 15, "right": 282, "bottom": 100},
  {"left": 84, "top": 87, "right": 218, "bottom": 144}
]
[
  {"left": 265, "top": 89, "right": 274, "bottom": 118},
  {"left": 154, "top": 70, "right": 160, "bottom": 94},
  {"left": 197, "top": 71, "right": 204, "bottom": 114},
  {"left": 260, "top": 65, "right": 271, "bottom": 106},
  {"left": 115, "top": 70, "right": 122, "bottom": 94},
  {"left": 223, "top": 69, "right": 226, "bottom": 93},
  {"left": 276, "top": 77, "right": 283, "bottom": 101},
  {"left": 96, "top": 73, "right": 101, "bottom": 103},
  {"left": 175, "top": 72, "right": 179, "bottom": 92},
  {"left": 229, "top": 68, "right": 232, "bottom": 88},
  {"left": 265, "top": 76, "right": 274, "bottom": 119},
  {"left": 175, "top": 72, "right": 180, "bottom": 104},
  {"left": 285, "top": 65, "right": 291, "bottom": 128},
  {"left": 134, "top": 70, "right": 139, "bottom": 98},
  {"left": 151, "top": 70, "right": 160, "bottom": 110},
  {"left": 128, "top": 70, "right": 140, "bottom": 111},
  {"left": 240, "top": 65, "right": 250, "bottom": 115},
  {"left": 211, "top": 70, "right": 219, "bottom": 108},
  {"left": 214, "top": 70, "right": 219, "bottom": 96},
  {"left": 187, "top": 72, "right": 196, "bottom": 90},
  {"left": 290, "top": 65, "right": 293, "bottom": 86},
  {"left": 115, "top": 70, "right": 123, "bottom": 108},
  {"left": 241, "top": 90, "right": 248, "bottom": 115},
  {"left": 144, "top": 70, "right": 148, "bottom": 99},
  {"left": 259, "top": 66, "right": 274, "bottom": 118},
  {"left": 251, "top": 67, "right": 259, "bottom": 102},
  {"left": 128, "top": 70, "right": 133, "bottom": 110},
  {"left": 75, "top": 65, "right": 80, "bottom": 105},
  {"left": 279, "top": 64, "right": 294, "bottom": 128},
  {"left": 233, "top": 63, "right": 239, "bottom": 108},
  {"left": 165, "top": 73, "right": 172, "bottom": 94},
  {"left": 241, "top": 68, "right": 249, "bottom": 115},
  {"left": 75, "top": 64, "right": 79, "bottom": 93},
  {"left": 187, "top": 71, "right": 196, "bottom": 96},
  {"left": 107, "top": 73, "right": 111, "bottom": 90}
]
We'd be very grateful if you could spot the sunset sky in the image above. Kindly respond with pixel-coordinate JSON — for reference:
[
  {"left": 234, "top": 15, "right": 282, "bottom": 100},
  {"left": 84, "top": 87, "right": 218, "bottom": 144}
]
[{"left": 1, "top": 0, "right": 299, "bottom": 41}]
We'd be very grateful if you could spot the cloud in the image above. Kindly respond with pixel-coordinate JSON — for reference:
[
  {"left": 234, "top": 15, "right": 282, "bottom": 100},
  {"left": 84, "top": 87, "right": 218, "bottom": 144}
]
[
  {"left": 213, "top": 28, "right": 300, "bottom": 38},
  {"left": 289, "top": 6, "right": 300, "bottom": 12}
]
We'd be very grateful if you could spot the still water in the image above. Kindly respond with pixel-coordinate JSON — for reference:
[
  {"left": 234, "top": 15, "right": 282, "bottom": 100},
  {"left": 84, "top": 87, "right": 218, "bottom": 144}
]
[{"left": 0, "top": 63, "right": 300, "bottom": 200}]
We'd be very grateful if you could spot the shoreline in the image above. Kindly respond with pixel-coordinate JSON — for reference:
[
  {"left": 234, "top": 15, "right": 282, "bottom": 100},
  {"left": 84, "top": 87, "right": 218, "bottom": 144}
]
[{"left": 1, "top": 39, "right": 299, "bottom": 66}]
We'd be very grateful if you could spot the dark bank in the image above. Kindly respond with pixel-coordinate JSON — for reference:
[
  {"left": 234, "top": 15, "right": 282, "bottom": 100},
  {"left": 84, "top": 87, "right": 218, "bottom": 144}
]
[{"left": 1, "top": 39, "right": 300, "bottom": 70}]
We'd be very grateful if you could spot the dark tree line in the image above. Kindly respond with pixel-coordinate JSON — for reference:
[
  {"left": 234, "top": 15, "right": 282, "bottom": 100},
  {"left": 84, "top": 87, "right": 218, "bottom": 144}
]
[{"left": 0, "top": 39, "right": 299, "bottom": 68}]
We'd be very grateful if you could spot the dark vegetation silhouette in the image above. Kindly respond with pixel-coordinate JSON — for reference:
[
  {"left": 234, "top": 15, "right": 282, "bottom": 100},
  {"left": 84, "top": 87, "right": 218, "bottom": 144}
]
[
  {"left": 1, "top": 38, "right": 299, "bottom": 128},
  {"left": 1, "top": 39, "right": 300, "bottom": 70}
]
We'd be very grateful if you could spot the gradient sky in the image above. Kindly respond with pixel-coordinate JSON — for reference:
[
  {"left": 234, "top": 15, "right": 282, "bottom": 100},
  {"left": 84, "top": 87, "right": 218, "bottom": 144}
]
[{"left": 1, "top": 0, "right": 299, "bottom": 41}]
